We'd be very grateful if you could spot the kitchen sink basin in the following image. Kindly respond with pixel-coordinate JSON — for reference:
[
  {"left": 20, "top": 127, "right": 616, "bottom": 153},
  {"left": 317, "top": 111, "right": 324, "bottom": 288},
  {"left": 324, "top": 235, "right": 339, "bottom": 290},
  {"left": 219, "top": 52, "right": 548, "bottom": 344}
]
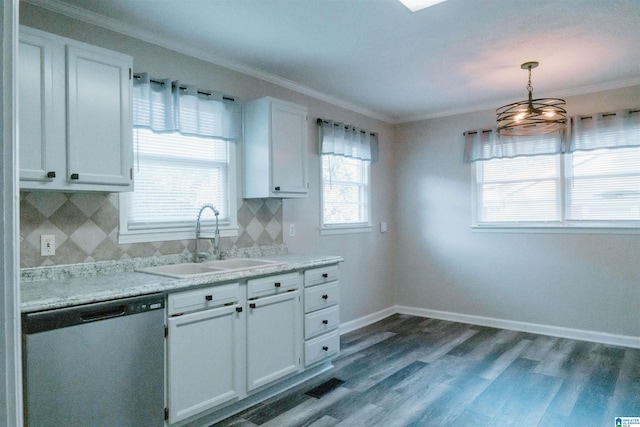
[
  {"left": 136, "top": 259, "right": 286, "bottom": 278},
  {"left": 201, "top": 258, "right": 285, "bottom": 270},
  {"left": 135, "top": 263, "right": 228, "bottom": 279}
]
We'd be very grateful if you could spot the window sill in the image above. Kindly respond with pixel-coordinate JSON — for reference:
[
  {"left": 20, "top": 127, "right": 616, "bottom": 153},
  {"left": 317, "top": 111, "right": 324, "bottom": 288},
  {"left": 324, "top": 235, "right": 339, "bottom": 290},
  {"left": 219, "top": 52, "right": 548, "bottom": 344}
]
[
  {"left": 320, "top": 225, "right": 372, "bottom": 236},
  {"left": 119, "top": 226, "right": 239, "bottom": 244},
  {"left": 471, "top": 225, "right": 640, "bottom": 235}
]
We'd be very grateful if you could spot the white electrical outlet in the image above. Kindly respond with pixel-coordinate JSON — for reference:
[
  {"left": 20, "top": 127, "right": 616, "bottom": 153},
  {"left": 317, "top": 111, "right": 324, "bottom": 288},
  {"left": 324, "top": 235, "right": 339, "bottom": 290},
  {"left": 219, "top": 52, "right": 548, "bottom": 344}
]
[
  {"left": 41, "top": 234, "right": 55, "bottom": 256},
  {"left": 289, "top": 223, "right": 296, "bottom": 237}
]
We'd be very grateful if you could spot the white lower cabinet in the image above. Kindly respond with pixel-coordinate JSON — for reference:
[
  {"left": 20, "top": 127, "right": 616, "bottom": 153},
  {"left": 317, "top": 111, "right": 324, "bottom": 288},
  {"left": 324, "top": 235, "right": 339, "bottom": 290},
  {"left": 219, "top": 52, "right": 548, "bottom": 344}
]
[
  {"left": 246, "top": 273, "right": 302, "bottom": 391},
  {"left": 165, "top": 265, "right": 338, "bottom": 425},
  {"left": 166, "top": 283, "right": 245, "bottom": 425},
  {"left": 304, "top": 266, "right": 340, "bottom": 366}
]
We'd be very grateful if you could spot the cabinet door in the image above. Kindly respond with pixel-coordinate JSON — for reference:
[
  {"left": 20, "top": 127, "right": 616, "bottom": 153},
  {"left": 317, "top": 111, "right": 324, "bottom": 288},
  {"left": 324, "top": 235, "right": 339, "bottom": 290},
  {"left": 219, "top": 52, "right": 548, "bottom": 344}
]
[
  {"left": 167, "top": 304, "right": 244, "bottom": 424},
  {"left": 247, "top": 290, "right": 301, "bottom": 391},
  {"left": 270, "top": 100, "right": 308, "bottom": 196},
  {"left": 66, "top": 44, "right": 132, "bottom": 187},
  {"left": 18, "top": 32, "right": 58, "bottom": 182}
]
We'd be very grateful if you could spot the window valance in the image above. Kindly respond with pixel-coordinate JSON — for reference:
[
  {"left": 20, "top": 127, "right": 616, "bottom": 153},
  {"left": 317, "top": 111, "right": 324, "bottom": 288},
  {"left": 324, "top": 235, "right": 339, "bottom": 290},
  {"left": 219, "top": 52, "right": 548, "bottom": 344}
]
[
  {"left": 318, "top": 119, "right": 378, "bottom": 162},
  {"left": 464, "top": 108, "right": 640, "bottom": 162},
  {"left": 133, "top": 72, "right": 241, "bottom": 141},
  {"left": 571, "top": 109, "right": 640, "bottom": 152},
  {"left": 463, "top": 129, "right": 563, "bottom": 162}
]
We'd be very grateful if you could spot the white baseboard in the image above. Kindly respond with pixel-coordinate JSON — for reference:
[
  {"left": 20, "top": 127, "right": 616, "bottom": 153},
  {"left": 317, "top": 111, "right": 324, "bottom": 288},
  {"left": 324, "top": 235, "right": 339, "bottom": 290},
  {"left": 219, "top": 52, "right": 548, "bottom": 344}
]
[
  {"left": 340, "top": 305, "right": 640, "bottom": 349},
  {"left": 339, "top": 306, "right": 395, "bottom": 335}
]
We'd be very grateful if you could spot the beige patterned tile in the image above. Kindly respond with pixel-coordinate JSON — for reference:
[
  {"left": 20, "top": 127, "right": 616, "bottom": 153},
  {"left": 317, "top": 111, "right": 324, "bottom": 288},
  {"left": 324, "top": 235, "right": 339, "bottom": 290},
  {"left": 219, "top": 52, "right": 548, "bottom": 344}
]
[
  {"left": 49, "top": 200, "right": 88, "bottom": 236},
  {"left": 69, "top": 220, "right": 108, "bottom": 255},
  {"left": 69, "top": 193, "right": 107, "bottom": 217},
  {"left": 24, "top": 191, "right": 68, "bottom": 216}
]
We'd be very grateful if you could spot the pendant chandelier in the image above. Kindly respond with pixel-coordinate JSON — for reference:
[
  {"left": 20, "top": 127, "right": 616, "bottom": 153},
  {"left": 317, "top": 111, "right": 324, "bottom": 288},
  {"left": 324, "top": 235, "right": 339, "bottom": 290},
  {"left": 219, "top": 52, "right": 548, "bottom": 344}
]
[{"left": 496, "top": 61, "right": 567, "bottom": 136}]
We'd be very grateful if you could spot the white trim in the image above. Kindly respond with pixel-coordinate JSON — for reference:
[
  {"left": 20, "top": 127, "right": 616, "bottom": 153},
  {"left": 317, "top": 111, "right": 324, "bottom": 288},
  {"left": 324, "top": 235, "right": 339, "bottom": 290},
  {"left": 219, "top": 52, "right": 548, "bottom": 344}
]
[
  {"left": 398, "top": 76, "right": 640, "bottom": 124},
  {"left": 22, "top": 0, "right": 393, "bottom": 124},
  {"left": 395, "top": 305, "right": 640, "bottom": 349},
  {"left": 471, "top": 225, "right": 640, "bottom": 235},
  {"left": 1, "top": 0, "right": 23, "bottom": 423},
  {"left": 118, "top": 226, "right": 239, "bottom": 245},
  {"left": 320, "top": 226, "right": 372, "bottom": 236},
  {"left": 339, "top": 307, "right": 396, "bottom": 335},
  {"left": 339, "top": 305, "right": 640, "bottom": 349}
]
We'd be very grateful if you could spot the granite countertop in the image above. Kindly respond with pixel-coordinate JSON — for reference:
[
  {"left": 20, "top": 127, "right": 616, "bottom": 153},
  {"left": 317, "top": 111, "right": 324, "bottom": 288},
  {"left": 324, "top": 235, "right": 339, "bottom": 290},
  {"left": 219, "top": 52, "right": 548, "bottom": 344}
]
[{"left": 21, "top": 253, "right": 343, "bottom": 313}]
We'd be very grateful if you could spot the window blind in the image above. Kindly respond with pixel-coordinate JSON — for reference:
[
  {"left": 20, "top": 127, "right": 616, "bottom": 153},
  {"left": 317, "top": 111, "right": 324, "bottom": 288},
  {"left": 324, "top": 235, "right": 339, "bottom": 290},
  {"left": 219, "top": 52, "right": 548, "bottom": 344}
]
[{"left": 126, "top": 129, "right": 229, "bottom": 230}]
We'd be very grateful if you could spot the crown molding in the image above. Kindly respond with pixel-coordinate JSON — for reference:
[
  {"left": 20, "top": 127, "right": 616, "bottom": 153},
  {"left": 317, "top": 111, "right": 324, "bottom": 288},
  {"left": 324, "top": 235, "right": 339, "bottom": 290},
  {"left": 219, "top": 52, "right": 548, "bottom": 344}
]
[
  {"left": 397, "top": 76, "right": 640, "bottom": 124},
  {"left": 24, "top": 0, "right": 395, "bottom": 124}
]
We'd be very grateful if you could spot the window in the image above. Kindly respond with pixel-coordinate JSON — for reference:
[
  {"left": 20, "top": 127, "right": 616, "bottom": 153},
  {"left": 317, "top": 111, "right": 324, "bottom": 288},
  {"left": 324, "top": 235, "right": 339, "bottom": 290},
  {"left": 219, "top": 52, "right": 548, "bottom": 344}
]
[
  {"left": 119, "top": 73, "right": 240, "bottom": 243},
  {"left": 321, "top": 154, "right": 371, "bottom": 231},
  {"left": 474, "top": 146, "right": 640, "bottom": 229},
  {"left": 317, "top": 119, "right": 376, "bottom": 234},
  {"left": 118, "top": 130, "right": 237, "bottom": 243}
]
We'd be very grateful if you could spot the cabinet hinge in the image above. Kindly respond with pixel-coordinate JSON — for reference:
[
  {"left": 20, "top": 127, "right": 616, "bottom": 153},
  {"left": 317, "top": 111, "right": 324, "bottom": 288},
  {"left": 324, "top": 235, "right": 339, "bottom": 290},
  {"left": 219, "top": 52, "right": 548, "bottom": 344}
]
[
  {"left": 164, "top": 325, "right": 168, "bottom": 338},
  {"left": 129, "top": 68, "right": 132, "bottom": 80},
  {"left": 164, "top": 407, "right": 169, "bottom": 421},
  {"left": 130, "top": 167, "right": 133, "bottom": 180}
]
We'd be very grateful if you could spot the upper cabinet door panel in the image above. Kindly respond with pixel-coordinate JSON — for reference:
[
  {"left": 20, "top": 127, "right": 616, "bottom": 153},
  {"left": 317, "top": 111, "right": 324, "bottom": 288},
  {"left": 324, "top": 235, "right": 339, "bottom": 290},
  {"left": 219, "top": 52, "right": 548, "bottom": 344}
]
[
  {"left": 270, "top": 101, "right": 307, "bottom": 195},
  {"left": 66, "top": 45, "right": 132, "bottom": 186},
  {"left": 18, "top": 33, "right": 55, "bottom": 182}
]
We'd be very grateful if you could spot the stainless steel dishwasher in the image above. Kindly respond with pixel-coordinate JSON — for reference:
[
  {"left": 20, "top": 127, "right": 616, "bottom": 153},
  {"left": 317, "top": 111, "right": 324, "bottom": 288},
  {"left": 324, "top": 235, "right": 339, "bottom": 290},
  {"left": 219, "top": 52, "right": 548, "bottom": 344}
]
[{"left": 22, "top": 294, "right": 165, "bottom": 427}]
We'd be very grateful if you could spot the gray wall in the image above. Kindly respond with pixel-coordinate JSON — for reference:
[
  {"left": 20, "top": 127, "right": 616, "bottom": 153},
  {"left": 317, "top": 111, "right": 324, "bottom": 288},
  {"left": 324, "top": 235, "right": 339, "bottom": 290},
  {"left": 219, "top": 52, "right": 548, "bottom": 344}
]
[
  {"left": 395, "top": 86, "right": 640, "bottom": 338},
  {"left": 21, "top": 3, "right": 640, "bottom": 338},
  {"left": 20, "top": 3, "right": 397, "bottom": 324}
]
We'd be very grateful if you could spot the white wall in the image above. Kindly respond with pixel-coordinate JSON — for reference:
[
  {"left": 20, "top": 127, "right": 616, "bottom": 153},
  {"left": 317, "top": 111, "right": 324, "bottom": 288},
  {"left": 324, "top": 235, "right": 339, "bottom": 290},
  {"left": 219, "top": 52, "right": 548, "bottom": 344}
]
[
  {"left": 395, "top": 86, "right": 640, "bottom": 339},
  {"left": 20, "top": 3, "right": 398, "bottom": 324}
]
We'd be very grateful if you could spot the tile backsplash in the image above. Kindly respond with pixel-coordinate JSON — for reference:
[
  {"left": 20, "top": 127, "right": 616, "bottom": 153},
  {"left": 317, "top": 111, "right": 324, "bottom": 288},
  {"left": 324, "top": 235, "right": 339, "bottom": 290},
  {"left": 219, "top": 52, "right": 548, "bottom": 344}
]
[{"left": 20, "top": 191, "right": 283, "bottom": 268}]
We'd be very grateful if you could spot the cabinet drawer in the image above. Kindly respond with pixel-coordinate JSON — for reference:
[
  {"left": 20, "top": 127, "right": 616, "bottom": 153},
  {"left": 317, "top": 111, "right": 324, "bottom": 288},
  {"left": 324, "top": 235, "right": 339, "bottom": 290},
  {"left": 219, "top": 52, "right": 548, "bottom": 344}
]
[
  {"left": 247, "top": 272, "right": 300, "bottom": 299},
  {"left": 304, "top": 330, "right": 340, "bottom": 366},
  {"left": 304, "top": 265, "right": 338, "bottom": 287},
  {"left": 304, "top": 282, "right": 339, "bottom": 313},
  {"left": 305, "top": 306, "right": 339, "bottom": 340},
  {"left": 168, "top": 282, "right": 239, "bottom": 316}
]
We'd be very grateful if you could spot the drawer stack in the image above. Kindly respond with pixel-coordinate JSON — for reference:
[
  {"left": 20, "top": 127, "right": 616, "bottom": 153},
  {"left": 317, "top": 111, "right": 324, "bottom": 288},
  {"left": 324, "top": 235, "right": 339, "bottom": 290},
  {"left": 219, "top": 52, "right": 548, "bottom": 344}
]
[{"left": 303, "top": 265, "right": 340, "bottom": 366}]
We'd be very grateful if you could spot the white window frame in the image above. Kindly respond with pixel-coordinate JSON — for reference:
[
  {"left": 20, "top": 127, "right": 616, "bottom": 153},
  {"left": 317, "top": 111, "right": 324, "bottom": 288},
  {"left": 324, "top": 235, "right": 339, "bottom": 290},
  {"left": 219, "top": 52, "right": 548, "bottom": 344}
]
[
  {"left": 320, "top": 153, "right": 372, "bottom": 235},
  {"left": 118, "top": 134, "right": 238, "bottom": 244},
  {"left": 472, "top": 148, "right": 640, "bottom": 234}
]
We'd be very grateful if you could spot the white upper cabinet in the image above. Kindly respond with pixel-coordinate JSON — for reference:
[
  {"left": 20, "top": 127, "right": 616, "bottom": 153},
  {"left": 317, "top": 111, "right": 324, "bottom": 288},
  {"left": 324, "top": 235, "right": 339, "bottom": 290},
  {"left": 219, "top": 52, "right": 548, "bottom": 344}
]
[
  {"left": 243, "top": 97, "right": 308, "bottom": 198},
  {"left": 19, "top": 26, "right": 133, "bottom": 192}
]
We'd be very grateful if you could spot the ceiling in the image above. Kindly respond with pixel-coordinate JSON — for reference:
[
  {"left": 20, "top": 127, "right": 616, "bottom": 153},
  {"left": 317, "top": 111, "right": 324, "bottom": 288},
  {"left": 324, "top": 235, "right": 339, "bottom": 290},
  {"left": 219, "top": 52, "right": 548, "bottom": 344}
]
[{"left": 27, "top": 0, "right": 640, "bottom": 123}]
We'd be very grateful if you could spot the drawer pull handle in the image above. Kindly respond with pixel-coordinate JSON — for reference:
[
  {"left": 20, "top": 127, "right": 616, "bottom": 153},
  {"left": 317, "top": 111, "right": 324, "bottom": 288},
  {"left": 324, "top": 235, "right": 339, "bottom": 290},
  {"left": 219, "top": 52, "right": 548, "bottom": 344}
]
[
  {"left": 274, "top": 282, "right": 281, "bottom": 288},
  {"left": 236, "top": 306, "right": 243, "bottom": 313},
  {"left": 322, "top": 294, "right": 328, "bottom": 300},
  {"left": 47, "top": 171, "right": 56, "bottom": 178},
  {"left": 322, "top": 320, "right": 328, "bottom": 324},
  {"left": 322, "top": 273, "right": 328, "bottom": 278},
  {"left": 322, "top": 346, "right": 329, "bottom": 351},
  {"left": 205, "top": 295, "right": 213, "bottom": 301},
  {"left": 274, "top": 186, "right": 281, "bottom": 191},
  {"left": 249, "top": 303, "right": 256, "bottom": 309},
  {"left": 70, "top": 173, "right": 79, "bottom": 180}
]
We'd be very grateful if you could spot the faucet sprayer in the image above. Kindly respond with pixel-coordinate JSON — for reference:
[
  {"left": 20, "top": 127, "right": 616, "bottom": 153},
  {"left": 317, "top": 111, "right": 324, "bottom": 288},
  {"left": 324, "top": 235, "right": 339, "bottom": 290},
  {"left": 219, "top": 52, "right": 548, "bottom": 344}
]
[{"left": 195, "top": 204, "right": 220, "bottom": 262}]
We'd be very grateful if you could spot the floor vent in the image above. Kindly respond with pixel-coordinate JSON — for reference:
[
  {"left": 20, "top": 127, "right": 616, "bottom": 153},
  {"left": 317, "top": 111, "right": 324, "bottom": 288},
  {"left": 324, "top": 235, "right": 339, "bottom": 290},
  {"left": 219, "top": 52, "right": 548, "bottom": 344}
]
[{"left": 304, "top": 378, "right": 345, "bottom": 399}]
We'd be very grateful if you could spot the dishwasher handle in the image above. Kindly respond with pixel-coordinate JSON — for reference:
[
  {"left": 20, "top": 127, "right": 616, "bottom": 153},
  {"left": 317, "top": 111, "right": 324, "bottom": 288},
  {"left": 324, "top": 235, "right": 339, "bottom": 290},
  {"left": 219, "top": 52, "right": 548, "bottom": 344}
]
[{"left": 80, "top": 305, "right": 126, "bottom": 322}]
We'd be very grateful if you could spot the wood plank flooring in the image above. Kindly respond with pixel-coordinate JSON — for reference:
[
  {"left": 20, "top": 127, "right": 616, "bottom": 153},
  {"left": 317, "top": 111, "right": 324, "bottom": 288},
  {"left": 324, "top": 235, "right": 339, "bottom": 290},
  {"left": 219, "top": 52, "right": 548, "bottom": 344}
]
[{"left": 214, "top": 314, "right": 640, "bottom": 427}]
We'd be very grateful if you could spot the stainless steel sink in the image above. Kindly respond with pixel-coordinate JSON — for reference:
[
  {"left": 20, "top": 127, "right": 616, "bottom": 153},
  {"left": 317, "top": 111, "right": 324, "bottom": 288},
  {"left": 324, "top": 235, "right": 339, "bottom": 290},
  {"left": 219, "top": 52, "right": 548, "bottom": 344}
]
[{"left": 136, "top": 259, "right": 285, "bottom": 278}]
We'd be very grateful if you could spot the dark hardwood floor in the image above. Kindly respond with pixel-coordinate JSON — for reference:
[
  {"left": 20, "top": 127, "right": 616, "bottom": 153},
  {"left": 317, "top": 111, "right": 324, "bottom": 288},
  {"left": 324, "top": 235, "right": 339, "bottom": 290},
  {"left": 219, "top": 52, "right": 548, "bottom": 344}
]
[{"left": 214, "top": 314, "right": 640, "bottom": 427}]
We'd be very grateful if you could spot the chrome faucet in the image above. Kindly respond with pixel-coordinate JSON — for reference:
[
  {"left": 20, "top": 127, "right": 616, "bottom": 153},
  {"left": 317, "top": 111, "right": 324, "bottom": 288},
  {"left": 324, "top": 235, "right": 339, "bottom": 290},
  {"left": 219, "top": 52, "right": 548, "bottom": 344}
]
[{"left": 195, "top": 204, "right": 220, "bottom": 262}]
